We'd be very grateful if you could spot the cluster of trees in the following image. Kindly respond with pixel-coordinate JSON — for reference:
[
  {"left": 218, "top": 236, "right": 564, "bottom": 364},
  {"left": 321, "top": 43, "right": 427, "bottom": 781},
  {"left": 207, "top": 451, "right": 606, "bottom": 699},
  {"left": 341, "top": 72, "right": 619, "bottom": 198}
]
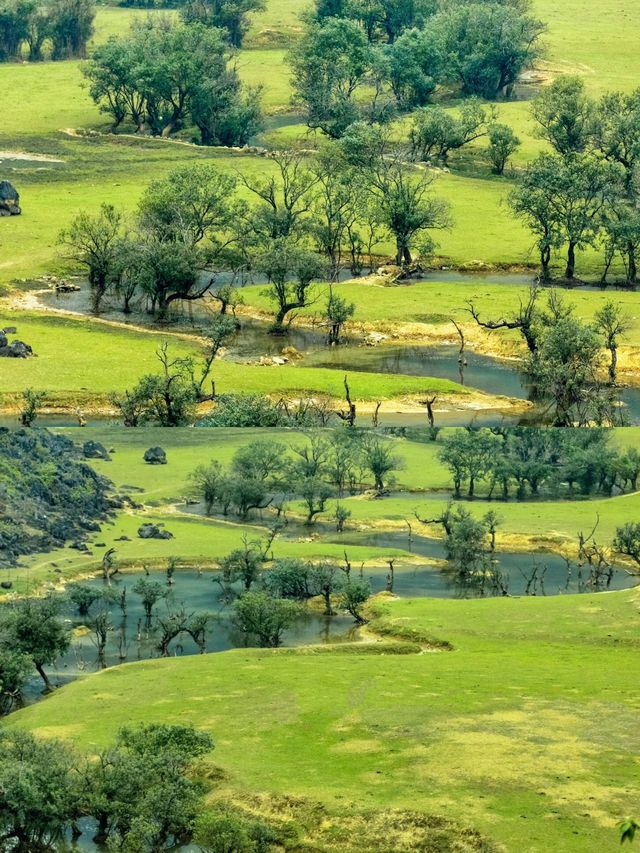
[
  {"left": 290, "top": 0, "right": 544, "bottom": 137},
  {"left": 0, "top": 722, "right": 261, "bottom": 851},
  {"left": 437, "top": 427, "right": 640, "bottom": 500},
  {"left": 0, "top": 0, "right": 94, "bottom": 60},
  {"left": 84, "top": 18, "right": 263, "bottom": 143},
  {"left": 511, "top": 78, "right": 640, "bottom": 283},
  {"left": 191, "top": 432, "right": 403, "bottom": 523},
  {"left": 469, "top": 286, "right": 629, "bottom": 426}
]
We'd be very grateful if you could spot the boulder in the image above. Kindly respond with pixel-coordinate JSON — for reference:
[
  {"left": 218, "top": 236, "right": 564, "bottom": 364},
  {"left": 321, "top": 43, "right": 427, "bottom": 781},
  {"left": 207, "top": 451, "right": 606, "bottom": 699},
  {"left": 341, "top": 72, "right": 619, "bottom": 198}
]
[
  {"left": 0, "top": 181, "right": 21, "bottom": 216},
  {"left": 2, "top": 326, "right": 16, "bottom": 334},
  {"left": 0, "top": 340, "right": 33, "bottom": 358},
  {"left": 137, "top": 523, "right": 173, "bottom": 540},
  {"left": 143, "top": 446, "right": 167, "bottom": 465},
  {"left": 83, "top": 440, "right": 111, "bottom": 461}
]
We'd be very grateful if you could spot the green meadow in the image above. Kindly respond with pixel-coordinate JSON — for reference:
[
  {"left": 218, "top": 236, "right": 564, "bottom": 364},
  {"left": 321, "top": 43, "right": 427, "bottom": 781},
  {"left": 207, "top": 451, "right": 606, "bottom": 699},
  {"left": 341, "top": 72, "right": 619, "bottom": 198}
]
[{"left": 11, "top": 586, "right": 640, "bottom": 853}]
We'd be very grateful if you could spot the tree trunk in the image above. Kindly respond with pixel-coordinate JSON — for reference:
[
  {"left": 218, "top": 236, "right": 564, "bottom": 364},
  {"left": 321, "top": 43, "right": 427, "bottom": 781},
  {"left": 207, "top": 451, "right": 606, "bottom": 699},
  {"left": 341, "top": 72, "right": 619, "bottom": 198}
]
[
  {"left": 565, "top": 242, "right": 576, "bottom": 280},
  {"left": 35, "top": 663, "right": 53, "bottom": 693},
  {"left": 608, "top": 345, "right": 617, "bottom": 385},
  {"left": 540, "top": 245, "right": 551, "bottom": 282},
  {"left": 628, "top": 243, "right": 637, "bottom": 284}
]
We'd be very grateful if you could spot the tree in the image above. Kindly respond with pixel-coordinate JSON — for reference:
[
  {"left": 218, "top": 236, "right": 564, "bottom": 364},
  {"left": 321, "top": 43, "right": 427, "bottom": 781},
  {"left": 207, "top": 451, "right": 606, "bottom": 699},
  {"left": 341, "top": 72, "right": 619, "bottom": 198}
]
[
  {"left": 219, "top": 540, "right": 262, "bottom": 590},
  {"left": 138, "top": 164, "right": 241, "bottom": 250},
  {"left": 594, "top": 301, "right": 629, "bottom": 385},
  {"left": 18, "top": 387, "right": 45, "bottom": 427},
  {"left": 0, "top": 730, "right": 80, "bottom": 848},
  {"left": 309, "top": 561, "right": 341, "bottom": 615},
  {"left": 409, "top": 100, "right": 489, "bottom": 163},
  {"left": 256, "top": 238, "right": 326, "bottom": 331},
  {"left": 182, "top": 0, "right": 266, "bottom": 47},
  {"left": 232, "top": 439, "right": 286, "bottom": 482},
  {"left": 188, "top": 314, "right": 239, "bottom": 400},
  {"left": 511, "top": 153, "right": 619, "bottom": 280},
  {"left": 68, "top": 583, "right": 105, "bottom": 617},
  {"left": 83, "top": 36, "right": 146, "bottom": 131},
  {"left": 48, "top": 0, "right": 95, "bottom": 59},
  {"left": 298, "top": 476, "right": 334, "bottom": 523},
  {"left": 361, "top": 435, "right": 403, "bottom": 493},
  {"left": 384, "top": 26, "right": 441, "bottom": 109},
  {"left": 487, "top": 122, "right": 520, "bottom": 174},
  {"left": 613, "top": 523, "right": 640, "bottom": 567},
  {"left": 340, "top": 579, "right": 370, "bottom": 624},
  {"left": 191, "top": 73, "right": 263, "bottom": 147},
  {"left": 532, "top": 76, "right": 594, "bottom": 157},
  {"left": 341, "top": 123, "right": 451, "bottom": 267},
  {"left": 194, "top": 807, "right": 275, "bottom": 853},
  {"left": 240, "top": 152, "right": 318, "bottom": 241},
  {"left": 429, "top": 2, "right": 544, "bottom": 99},
  {"left": 133, "top": 235, "right": 207, "bottom": 320},
  {"left": 133, "top": 577, "right": 168, "bottom": 620},
  {"left": 288, "top": 17, "right": 379, "bottom": 138},
  {"left": 325, "top": 286, "right": 356, "bottom": 345},
  {"left": 85, "top": 724, "right": 212, "bottom": 847},
  {"left": 58, "top": 204, "right": 124, "bottom": 313},
  {"left": 525, "top": 315, "right": 605, "bottom": 426},
  {"left": 265, "top": 558, "right": 311, "bottom": 600},
  {"left": 6, "top": 595, "right": 70, "bottom": 692},
  {"left": 232, "top": 591, "right": 301, "bottom": 647},
  {"left": 468, "top": 284, "right": 542, "bottom": 354}
]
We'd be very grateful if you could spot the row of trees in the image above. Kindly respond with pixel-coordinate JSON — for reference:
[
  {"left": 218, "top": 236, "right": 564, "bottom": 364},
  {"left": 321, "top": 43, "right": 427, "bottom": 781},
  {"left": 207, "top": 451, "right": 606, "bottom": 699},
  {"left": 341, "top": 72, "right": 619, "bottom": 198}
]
[
  {"left": 84, "top": 18, "right": 263, "bottom": 142},
  {"left": 437, "top": 427, "right": 639, "bottom": 500},
  {"left": 191, "top": 432, "right": 403, "bottom": 522},
  {"left": 62, "top": 141, "right": 449, "bottom": 324},
  {"left": 512, "top": 78, "right": 640, "bottom": 282},
  {"left": 290, "top": 0, "right": 544, "bottom": 137},
  {"left": 0, "top": 0, "right": 94, "bottom": 61}
]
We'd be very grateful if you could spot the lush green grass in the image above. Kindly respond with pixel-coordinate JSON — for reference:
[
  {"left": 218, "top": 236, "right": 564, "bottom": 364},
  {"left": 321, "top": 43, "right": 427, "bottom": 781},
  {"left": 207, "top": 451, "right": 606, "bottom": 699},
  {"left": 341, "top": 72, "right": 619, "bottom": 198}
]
[{"left": 11, "top": 587, "right": 640, "bottom": 852}]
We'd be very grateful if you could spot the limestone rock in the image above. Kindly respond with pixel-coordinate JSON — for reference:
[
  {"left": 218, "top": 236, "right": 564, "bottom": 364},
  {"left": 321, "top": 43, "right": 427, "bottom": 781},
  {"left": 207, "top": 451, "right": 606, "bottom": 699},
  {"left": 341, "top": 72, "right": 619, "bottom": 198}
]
[
  {"left": 83, "top": 440, "right": 111, "bottom": 461},
  {"left": 138, "top": 523, "right": 173, "bottom": 540},
  {"left": 0, "top": 181, "right": 20, "bottom": 216}
]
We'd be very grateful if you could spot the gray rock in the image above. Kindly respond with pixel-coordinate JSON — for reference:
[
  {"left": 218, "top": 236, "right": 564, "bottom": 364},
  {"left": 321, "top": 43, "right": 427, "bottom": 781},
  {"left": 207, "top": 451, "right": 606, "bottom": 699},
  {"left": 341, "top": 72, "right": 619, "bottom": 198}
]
[
  {"left": 0, "top": 181, "right": 21, "bottom": 216},
  {"left": 0, "top": 581, "right": 12, "bottom": 589},
  {"left": 2, "top": 327, "right": 17, "bottom": 334},
  {"left": 144, "top": 446, "right": 167, "bottom": 465},
  {"left": 83, "top": 440, "right": 111, "bottom": 461},
  {"left": 138, "top": 523, "right": 173, "bottom": 540},
  {"left": 0, "top": 340, "right": 32, "bottom": 358}
]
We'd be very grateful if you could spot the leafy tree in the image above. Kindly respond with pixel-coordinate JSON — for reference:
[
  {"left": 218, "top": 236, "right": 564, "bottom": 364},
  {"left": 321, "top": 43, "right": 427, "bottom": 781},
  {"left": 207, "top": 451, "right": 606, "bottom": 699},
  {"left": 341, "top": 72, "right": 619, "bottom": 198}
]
[
  {"left": 138, "top": 164, "right": 241, "bottom": 251},
  {"left": 326, "top": 286, "right": 356, "bottom": 345},
  {"left": 429, "top": 1, "right": 544, "bottom": 99},
  {"left": 409, "top": 100, "right": 489, "bottom": 163},
  {"left": 341, "top": 123, "right": 451, "bottom": 266},
  {"left": 182, "top": 0, "right": 266, "bottom": 47},
  {"left": 194, "top": 807, "right": 275, "bottom": 852},
  {"left": 487, "top": 122, "right": 520, "bottom": 174},
  {"left": 48, "top": 0, "right": 94, "bottom": 59},
  {"left": 613, "top": 523, "right": 640, "bottom": 567},
  {"left": 511, "top": 153, "right": 619, "bottom": 280},
  {"left": 191, "top": 73, "right": 263, "bottom": 146},
  {"left": 0, "top": 730, "right": 80, "bottom": 848},
  {"left": 309, "top": 561, "right": 342, "bottom": 615},
  {"left": 68, "top": 583, "right": 106, "bottom": 617},
  {"left": 298, "top": 476, "right": 334, "bottom": 524},
  {"left": 133, "top": 236, "right": 206, "bottom": 319},
  {"left": 58, "top": 204, "right": 124, "bottom": 313},
  {"left": 86, "top": 723, "right": 212, "bottom": 847},
  {"left": 289, "top": 17, "right": 380, "bottom": 138},
  {"left": 265, "top": 558, "right": 311, "bottom": 600},
  {"left": 0, "top": 645, "right": 32, "bottom": 715},
  {"left": 361, "top": 435, "right": 403, "bottom": 493},
  {"left": 200, "top": 394, "right": 290, "bottom": 427},
  {"left": 232, "top": 591, "right": 301, "bottom": 647},
  {"left": 83, "top": 36, "right": 146, "bottom": 130},
  {"left": 532, "top": 76, "right": 594, "bottom": 157},
  {"left": 5, "top": 595, "right": 70, "bottom": 692},
  {"left": 219, "top": 540, "right": 262, "bottom": 590},
  {"left": 594, "top": 300, "right": 629, "bottom": 385},
  {"left": 383, "top": 26, "right": 441, "bottom": 109},
  {"left": 133, "top": 577, "right": 169, "bottom": 620},
  {"left": 340, "top": 579, "right": 370, "bottom": 624},
  {"left": 188, "top": 314, "right": 239, "bottom": 400},
  {"left": 240, "top": 152, "right": 319, "bottom": 241},
  {"left": 256, "top": 238, "right": 326, "bottom": 330},
  {"left": 525, "top": 315, "right": 605, "bottom": 426},
  {"left": 18, "top": 387, "right": 45, "bottom": 427}
]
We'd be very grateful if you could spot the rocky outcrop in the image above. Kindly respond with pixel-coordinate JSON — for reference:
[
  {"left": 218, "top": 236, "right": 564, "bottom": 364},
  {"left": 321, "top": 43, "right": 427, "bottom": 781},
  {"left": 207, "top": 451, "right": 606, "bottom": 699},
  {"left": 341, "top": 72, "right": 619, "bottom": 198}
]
[
  {"left": 138, "top": 523, "right": 173, "bottom": 540},
  {"left": 0, "top": 327, "right": 34, "bottom": 358},
  {"left": 0, "top": 181, "right": 21, "bottom": 216},
  {"left": 143, "top": 447, "right": 167, "bottom": 465}
]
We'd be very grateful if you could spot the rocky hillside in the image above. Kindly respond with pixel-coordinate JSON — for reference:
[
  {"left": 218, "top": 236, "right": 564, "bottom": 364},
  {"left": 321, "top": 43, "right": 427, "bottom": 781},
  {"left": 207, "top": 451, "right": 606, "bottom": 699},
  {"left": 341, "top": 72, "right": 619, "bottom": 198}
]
[{"left": 0, "top": 429, "right": 112, "bottom": 567}]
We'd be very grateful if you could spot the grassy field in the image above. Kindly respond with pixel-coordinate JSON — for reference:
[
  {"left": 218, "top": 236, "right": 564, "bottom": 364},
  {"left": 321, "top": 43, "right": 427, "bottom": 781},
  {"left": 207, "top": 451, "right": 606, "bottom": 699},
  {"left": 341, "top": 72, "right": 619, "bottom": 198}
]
[{"left": 11, "top": 586, "right": 640, "bottom": 853}]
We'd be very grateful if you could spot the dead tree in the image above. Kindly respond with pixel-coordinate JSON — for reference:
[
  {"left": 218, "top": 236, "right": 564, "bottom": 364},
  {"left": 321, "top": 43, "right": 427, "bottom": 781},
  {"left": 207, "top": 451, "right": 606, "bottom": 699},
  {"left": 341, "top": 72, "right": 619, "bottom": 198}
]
[
  {"left": 336, "top": 375, "right": 356, "bottom": 427},
  {"left": 101, "top": 548, "right": 119, "bottom": 583},
  {"left": 467, "top": 284, "right": 540, "bottom": 354},
  {"left": 386, "top": 558, "right": 396, "bottom": 592}
]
